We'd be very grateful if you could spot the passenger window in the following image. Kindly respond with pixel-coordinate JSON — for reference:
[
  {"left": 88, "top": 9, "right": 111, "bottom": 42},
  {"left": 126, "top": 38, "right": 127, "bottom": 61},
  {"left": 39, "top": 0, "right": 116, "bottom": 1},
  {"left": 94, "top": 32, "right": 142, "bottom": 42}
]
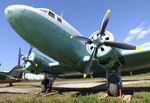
[
  {"left": 57, "top": 17, "right": 62, "bottom": 23},
  {"left": 48, "top": 11, "right": 55, "bottom": 19}
]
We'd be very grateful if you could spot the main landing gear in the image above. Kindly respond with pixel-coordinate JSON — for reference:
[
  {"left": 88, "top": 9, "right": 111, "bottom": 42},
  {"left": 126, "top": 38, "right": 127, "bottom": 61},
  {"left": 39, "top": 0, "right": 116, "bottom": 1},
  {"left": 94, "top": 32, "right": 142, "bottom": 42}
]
[
  {"left": 106, "top": 68, "right": 123, "bottom": 97},
  {"left": 40, "top": 74, "right": 55, "bottom": 94}
]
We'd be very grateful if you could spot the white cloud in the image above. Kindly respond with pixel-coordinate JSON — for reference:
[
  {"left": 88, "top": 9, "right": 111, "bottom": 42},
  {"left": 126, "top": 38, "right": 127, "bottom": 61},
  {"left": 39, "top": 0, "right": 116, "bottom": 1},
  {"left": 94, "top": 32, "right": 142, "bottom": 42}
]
[
  {"left": 137, "top": 27, "right": 150, "bottom": 39},
  {"left": 124, "top": 22, "right": 150, "bottom": 42},
  {"left": 140, "top": 42, "right": 150, "bottom": 48},
  {"left": 128, "top": 27, "right": 143, "bottom": 35},
  {"left": 124, "top": 36, "right": 134, "bottom": 43}
]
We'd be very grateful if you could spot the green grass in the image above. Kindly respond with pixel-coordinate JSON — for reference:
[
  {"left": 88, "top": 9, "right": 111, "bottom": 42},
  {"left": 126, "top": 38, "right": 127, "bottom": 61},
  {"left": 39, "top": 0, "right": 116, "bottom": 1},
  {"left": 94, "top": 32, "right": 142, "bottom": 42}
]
[
  {"left": 0, "top": 92, "right": 150, "bottom": 103},
  {"left": 131, "top": 92, "right": 150, "bottom": 103},
  {"left": 0, "top": 94, "right": 125, "bottom": 103}
]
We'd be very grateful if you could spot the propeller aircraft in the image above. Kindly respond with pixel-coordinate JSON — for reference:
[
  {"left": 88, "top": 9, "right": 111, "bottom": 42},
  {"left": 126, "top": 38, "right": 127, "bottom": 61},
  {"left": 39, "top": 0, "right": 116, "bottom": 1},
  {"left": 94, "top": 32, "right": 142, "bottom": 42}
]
[
  {"left": 5, "top": 5, "right": 150, "bottom": 96},
  {"left": 0, "top": 48, "right": 23, "bottom": 86}
]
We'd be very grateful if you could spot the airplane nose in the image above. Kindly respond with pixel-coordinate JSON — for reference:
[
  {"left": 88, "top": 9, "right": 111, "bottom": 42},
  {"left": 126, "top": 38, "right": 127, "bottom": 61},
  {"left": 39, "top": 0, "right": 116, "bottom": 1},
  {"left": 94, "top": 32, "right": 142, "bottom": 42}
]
[
  {"left": 5, "top": 6, "right": 12, "bottom": 17},
  {"left": 5, "top": 6, "right": 13, "bottom": 20},
  {"left": 5, "top": 5, "right": 24, "bottom": 23}
]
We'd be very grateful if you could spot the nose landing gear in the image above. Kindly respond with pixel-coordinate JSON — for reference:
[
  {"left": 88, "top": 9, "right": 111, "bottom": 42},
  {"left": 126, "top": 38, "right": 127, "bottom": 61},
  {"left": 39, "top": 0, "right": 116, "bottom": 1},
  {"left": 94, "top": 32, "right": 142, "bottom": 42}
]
[{"left": 106, "top": 68, "right": 123, "bottom": 97}]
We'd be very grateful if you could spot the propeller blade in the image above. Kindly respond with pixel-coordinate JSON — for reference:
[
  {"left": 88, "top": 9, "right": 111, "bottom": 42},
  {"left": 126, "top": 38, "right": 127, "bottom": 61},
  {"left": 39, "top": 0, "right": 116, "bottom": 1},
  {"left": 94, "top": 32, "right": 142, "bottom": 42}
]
[
  {"left": 83, "top": 47, "right": 98, "bottom": 78},
  {"left": 27, "top": 45, "right": 33, "bottom": 59},
  {"left": 28, "top": 45, "right": 33, "bottom": 55},
  {"left": 99, "top": 9, "right": 110, "bottom": 34},
  {"left": 70, "top": 35, "right": 92, "bottom": 42},
  {"left": 104, "top": 41, "right": 142, "bottom": 50},
  {"left": 18, "top": 47, "right": 23, "bottom": 66}
]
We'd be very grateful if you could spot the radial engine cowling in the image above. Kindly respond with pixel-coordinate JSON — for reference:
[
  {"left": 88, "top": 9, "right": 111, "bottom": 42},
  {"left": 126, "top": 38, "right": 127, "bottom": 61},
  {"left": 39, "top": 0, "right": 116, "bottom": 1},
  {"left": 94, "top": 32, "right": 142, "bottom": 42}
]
[
  {"left": 86, "top": 31, "right": 115, "bottom": 59},
  {"left": 24, "top": 52, "right": 52, "bottom": 74}
]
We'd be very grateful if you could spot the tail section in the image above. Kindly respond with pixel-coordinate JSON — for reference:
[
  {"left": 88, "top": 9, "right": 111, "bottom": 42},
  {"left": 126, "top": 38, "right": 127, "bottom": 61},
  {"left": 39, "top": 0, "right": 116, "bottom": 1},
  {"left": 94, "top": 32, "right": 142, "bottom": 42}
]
[{"left": 8, "top": 66, "right": 23, "bottom": 79}]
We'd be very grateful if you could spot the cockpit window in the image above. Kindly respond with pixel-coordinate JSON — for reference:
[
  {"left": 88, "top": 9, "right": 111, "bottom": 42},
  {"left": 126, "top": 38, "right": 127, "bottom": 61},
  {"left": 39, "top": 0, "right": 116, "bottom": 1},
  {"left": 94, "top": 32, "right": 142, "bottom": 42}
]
[
  {"left": 57, "top": 17, "right": 62, "bottom": 23},
  {"left": 48, "top": 11, "right": 55, "bottom": 19},
  {"left": 39, "top": 9, "right": 48, "bottom": 14}
]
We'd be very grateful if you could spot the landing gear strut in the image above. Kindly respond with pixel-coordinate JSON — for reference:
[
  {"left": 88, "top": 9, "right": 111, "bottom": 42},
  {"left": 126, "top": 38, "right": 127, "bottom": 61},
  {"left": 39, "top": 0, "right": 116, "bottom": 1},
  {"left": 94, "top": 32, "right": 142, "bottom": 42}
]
[
  {"left": 106, "top": 68, "right": 123, "bottom": 97},
  {"left": 40, "top": 73, "right": 54, "bottom": 94}
]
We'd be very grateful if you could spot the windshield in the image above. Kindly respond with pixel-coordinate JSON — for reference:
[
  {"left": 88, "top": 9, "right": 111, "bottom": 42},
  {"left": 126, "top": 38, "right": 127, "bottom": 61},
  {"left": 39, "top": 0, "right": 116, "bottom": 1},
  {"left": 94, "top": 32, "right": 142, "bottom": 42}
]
[{"left": 38, "top": 8, "right": 49, "bottom": 14}]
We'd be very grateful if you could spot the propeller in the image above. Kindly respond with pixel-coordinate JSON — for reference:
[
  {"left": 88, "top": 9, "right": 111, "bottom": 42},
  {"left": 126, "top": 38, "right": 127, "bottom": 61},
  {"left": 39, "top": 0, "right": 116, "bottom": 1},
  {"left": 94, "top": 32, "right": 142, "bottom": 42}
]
[
  {"left": 21, "top": 45, "right": 33, "bottom": 63},
  {"left": 70, "top": 9, "right": 142, "bottom": 78},
  {"left": 16, "top": 46, "right": 33, "bottom": 79},
  {"left": 15, "top": 47, "right": 23, "bottom": 80}
]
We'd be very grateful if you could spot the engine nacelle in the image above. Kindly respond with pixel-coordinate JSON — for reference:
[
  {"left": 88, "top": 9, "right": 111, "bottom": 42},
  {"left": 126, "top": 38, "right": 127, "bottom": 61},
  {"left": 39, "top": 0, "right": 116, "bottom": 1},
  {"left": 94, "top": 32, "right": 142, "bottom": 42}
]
[
  {"left": 24, "top": 52, "right": 52, "bottom": 74},
  {"left": 86, "top": 30, "right": 120, "bottom": 68}
]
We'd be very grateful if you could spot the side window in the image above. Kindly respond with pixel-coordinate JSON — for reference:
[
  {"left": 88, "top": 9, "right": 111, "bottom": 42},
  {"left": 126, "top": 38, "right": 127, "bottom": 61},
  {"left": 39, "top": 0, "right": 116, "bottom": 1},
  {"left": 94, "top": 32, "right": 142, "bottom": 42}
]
[
  {"left": 57, "top": 17, "right": 62, "bottom": 23},
  {"left": 48, "top": 11, "right": 55, "bottom": 19}
]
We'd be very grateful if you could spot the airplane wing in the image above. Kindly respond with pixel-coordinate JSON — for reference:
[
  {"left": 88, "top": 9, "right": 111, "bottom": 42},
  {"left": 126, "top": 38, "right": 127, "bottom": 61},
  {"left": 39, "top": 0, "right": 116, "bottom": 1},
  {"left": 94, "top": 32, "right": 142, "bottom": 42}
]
[
  {"left": 40, "top": 60, "right": 105, "bottom": 77},
  {"left": 24, "top": 47, "right": 150, "bottom": 77},
  {"left": 24, "top": 52, "right": 104, "bottom": 77},
  {"left": 43, "top": 63, "right": 80, "bottom": 75},
  {"left": 120, "top": 47, "right": 150, "bottom": 72}
]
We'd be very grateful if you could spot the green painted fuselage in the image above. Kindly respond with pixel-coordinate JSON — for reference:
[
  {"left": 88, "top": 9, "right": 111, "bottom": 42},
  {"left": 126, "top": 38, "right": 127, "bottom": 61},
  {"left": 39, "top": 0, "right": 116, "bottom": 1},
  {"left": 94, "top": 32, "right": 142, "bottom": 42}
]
[{"left": 5, "top": 5, "right": 89, "bottom": 66}]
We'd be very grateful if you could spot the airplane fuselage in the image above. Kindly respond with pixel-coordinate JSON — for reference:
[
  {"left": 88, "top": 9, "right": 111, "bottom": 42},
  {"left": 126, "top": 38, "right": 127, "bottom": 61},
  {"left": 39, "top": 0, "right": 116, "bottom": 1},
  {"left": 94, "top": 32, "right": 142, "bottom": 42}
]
[
  {"left": 5, "top": 5, "right": 89, "bottom": 66},
  {"left": 5, "top": 5, "right": 123, "bottom": 74}
]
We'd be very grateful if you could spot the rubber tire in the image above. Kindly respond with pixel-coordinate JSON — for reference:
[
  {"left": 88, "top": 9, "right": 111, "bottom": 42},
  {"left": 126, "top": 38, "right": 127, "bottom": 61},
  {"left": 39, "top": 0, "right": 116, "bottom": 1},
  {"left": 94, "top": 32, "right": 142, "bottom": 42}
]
[{"left": 108, "top": 83, "right": 118, "bottom": 97}]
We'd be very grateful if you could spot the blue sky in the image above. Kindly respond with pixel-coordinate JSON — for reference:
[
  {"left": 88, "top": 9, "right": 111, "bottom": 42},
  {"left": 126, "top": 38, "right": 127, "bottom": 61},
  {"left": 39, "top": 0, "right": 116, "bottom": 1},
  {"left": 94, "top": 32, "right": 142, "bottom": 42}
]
[{"left": 0, "top": 0, "right": 150, "bottom": 71}]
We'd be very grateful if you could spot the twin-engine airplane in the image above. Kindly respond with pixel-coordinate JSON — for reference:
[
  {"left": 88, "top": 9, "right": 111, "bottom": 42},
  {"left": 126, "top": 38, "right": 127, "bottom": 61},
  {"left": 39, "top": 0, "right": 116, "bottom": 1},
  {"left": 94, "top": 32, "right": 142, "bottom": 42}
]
[
  {"left": 5, "top": 5, "right": 150, "bottom": 96},
  {"left": 0, "top": 48, "right": 23, "bottom": 86},
  {"left": 0, "top": 66, "right": 23, "bottom": 86}
]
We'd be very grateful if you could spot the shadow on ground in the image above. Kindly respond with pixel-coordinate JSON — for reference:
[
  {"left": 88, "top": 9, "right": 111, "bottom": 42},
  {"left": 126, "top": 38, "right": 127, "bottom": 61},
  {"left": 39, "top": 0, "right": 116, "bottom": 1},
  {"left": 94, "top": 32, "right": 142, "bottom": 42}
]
[{"left": 53, "top": 83, "right": 150, "bottom": 96}]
